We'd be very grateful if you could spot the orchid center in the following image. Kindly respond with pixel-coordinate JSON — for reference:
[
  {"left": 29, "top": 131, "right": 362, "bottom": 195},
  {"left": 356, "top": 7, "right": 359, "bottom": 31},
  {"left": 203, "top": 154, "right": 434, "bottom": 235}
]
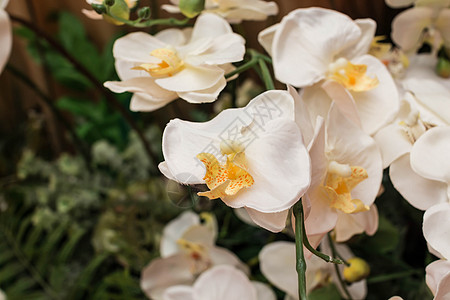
[
  {"left": 177, "top": 239, "right": 211, "bottom": 275},
  {"left": 398, "top": 102, "right": 435, "bottom": 144},
  {"left": 132, "top": 48, "right": 184, "bottom": 78},
  {"left": 196, "top": 140, "right": 254, "bottom": 199},
  {"left": 322, "top": 161, "right": 370, "bottom": 214},
  {"left": 328, "top": 58, "right": 379, "bottom": 92}
]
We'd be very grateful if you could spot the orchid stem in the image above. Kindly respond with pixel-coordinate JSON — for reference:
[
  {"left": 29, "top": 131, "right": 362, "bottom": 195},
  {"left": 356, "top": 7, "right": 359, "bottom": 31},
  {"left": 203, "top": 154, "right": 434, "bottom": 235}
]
[
  {"left": 105, "top": 7, "right": 190, "bottom": 28},
  {"left": 294, "top": 200, "right": 308, "bottom": 300},
  {"left": 327, "top": 233, "right": 353, "bottom": 300},
  {"left": 302, "top": 220, "right": 345, "bottom": 265},
  {"left": 225, "top": 57, "right": 259, "bottom": 79},
  {"left": 258, "top": 58, "right": 275, "bottom": 90}
]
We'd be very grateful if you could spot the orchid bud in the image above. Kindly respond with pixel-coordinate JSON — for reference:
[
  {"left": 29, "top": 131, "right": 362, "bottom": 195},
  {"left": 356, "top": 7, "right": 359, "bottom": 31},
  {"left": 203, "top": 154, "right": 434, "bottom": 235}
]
[
  {"left": 179, "top": 0, "right": 205, "bottom": 18},
  {"left": 138, "top": 7, "right": 151, "bottom": 20},
  {"left": 104, "top": 0, "right": 130, "bottom": 25},
  {"left": 104, "top": 0, "right": 115, "bottom": 6},
  {"left": 343, "top": 257, "right": 370, "bottom": 283},
  {"left": 436, "top": 56, "right": 450, "bottom": 78},
  {"left": 92, "top": 3, "right": 106, "bottom": 14}
]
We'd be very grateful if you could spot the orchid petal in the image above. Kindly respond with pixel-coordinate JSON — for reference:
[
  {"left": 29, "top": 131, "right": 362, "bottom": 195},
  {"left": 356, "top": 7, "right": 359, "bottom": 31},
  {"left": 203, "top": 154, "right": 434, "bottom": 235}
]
[
  {"left": 373, "top": 123, "right": 413, "bottom": 169},
  {"left": 0, "top": 10, "right": 11, "bottom": 74},
  {"left": 258, "top": 24, "right": 279, "bottom": 57},
  {"left": 245, "top": 207, "right": 289, "bottom": 233},
  {"left": 391, "top": 7, "right": 433, "bottom": 52},
  {"left": 156, "top": 65, "right": 224, "bottom": 92},
  {"left": 252, "top": 282, "right": 277, "bottom": 300},
  {"left": 190, "top": 13, "right": 232, "bottom": 42},
  {"left": 178, "top": 77, "right": 226, "bottom": 104},
  {"left": 410, "top": 127, "right": 450, "bottom": 183},
  {"left": 113, "top": 32, "right": 168, "bottom": 63},
  {"left": 426, "top": 260, "right": 450, "bottom": 296},
  {"left": 193, "top": 266, "right": 257, "bottom": 300},
  {"left": 423, "top": 203, "right": 450, "bottom": 260},
  {"left": 390, "top": 154, "right": 448, "bottom": 210},
  {"left": 340, "top": 18, "right": 377, "bottom": 59},
  {"left": 163, "top": 286, "right": 194, "bottom": 300}
]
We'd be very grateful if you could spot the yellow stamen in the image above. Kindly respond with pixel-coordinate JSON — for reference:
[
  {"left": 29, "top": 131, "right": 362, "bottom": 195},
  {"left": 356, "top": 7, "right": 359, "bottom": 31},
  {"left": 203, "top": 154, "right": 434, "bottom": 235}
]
[
  {"left": 196, "top": 144, "right": 254, "bottom": 199},
  {"left": 328, "top": 58, "right": 379, "bottom": 92},
  {"left": 132, "top": 48, "right": 184, "bottom": 78},
  {"left": 177, "top": 238, "right": 211, "bottom": 275},
  {"left": 322, "top": 163, "right": 370, "bottom": 214}
]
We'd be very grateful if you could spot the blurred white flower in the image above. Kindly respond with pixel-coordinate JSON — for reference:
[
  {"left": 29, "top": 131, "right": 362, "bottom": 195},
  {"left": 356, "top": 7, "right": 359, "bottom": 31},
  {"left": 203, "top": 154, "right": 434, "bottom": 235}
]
[
  {"left": 162, "top": 0, "right": 278, "bottom": 23},
  {"left": 104, "top": 13, "right": 245, "bottom": 111},
  {"left": 0, "top": 0, "right": 11, "bottom": 74},
  {"left": 162, "top": 265, "right": 276, "bottom": 300}
]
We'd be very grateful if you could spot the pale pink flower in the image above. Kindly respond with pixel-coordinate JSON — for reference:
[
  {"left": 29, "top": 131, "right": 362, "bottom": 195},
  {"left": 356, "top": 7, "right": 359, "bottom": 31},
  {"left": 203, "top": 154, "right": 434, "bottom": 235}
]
[{"left": 0, "top": 0, "right": 11, "bottom": 74}]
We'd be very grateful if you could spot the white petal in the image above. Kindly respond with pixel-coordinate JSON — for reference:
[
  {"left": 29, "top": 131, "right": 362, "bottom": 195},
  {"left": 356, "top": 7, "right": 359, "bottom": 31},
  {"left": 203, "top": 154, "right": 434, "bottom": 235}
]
[
  {"left": 340, "top": 18, "right": 377, "bottom": 59},
  {"left": 410, "top": 126, "right": 450, "bottom": 183},
  {"left": 300, "top": 83, "right": 333, "bottom": 128},
  {"left": 177, "top": 77, "right": 226, "bottom": 104},
  {"left": 140, "top": 255, "right": 195, "bottom": 300},
  {"left": 193, "top": 265, "right": 256, "bottom": 300},
  {"left": 385, "top": 0, "right": 414, "bottom": 7},
  {"left": 259, "top": 241, "right": 298, "bottom": 298},
  {"left": 391, "top": 7, "right": 433, "bottom": 52},
  {"left": 155, "top": 28, "right": 187, "bottom": 47},
  {"left": 426, "top": 260, "right": 450, "bottom": 296},
  {"left": 209, "top": 246, "right": 249, "bottom": 274},
  {"left": 305, "top": 190, "right": 338, "bottom": 236},
  {"left": 423, "top": 203, "right": 450, "bottom": 260},
  {"left": 321, "top": 80, "right": 362, "bottom": 129},
  {"left": 161, "top": 4, "right": 181, "bottom": 14},
  {"left": 245, "top": 207, "right": 289, "bottom": 232},
  {"left": 252, "top": 282, "right": 277, "bottom": 300},
  {"left": 390, "top": 154, "right": 448, "bottom": 210},
  {"left": 373, "top": 124, "right": 412, "bottom": 169},
  {"left": 129, "top": 93, "right": 176, "bottom": 112},
  {"left": 435, "top": 271, "right": 450, "bottom": 299},
  {"left": 350, "top": 55, "right": 400, "bottom": 135},
  {"left": 326, "top": 104, "right": 383, "bottom": 207},
  {"left": 81, "top": 9, "right": 103, "bottom": 20},
  {"left": 335, "top": 204, "right": 378, "bottom": 242},
  {"left": 234, "top": 208, "right": 257, "bottom": 226},
  {"left": 185, "top": 33, "right": 245, "bottom": 65},
  {"left": 160, "top": 211, "right": 200, "bottom": 257},
  {"left": 222, "top": 118, "right": 311, "bottom": 213},
  {"left": 271, "top": 7, "right": 361, "bottom": 87},
  {"left": 289, "top": 85, "right": 315, "bottom": 147},
  {"left": 190, "top": 13, "right": 232, "bottom": 42},
  {"left": 156, "top": 65, "right": 224, "bottom": 92},
  {"left": 163, "top": 286, "right": 194, "bottom": 300},
  {"left": 258, "top": 24, "right": 280, "bottom": 57},
  {"left": 0, "top": 10, "right": 11, "bottom": 74},
  {"left": 1, "top": 0, "right": 10, "bottom": 9},
  {"left": 436, "top": 9, "right": 450, "bottom": 48},
  {"left": 113, "top": 32, "right": 167, "bottom": 63}
]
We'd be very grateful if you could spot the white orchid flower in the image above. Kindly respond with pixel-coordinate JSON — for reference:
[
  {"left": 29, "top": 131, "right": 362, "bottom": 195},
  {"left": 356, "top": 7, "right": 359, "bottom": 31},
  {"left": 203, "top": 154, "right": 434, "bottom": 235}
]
[
  {"left": 291, "top": 87, "right": 381, "bottom": 244},
  {"left": 426, "top": 259, "right": 450, "bottom": 300},
  {"left": 160, "top": 210, "right": 217, "bottom": 258},
  {"left": 259, "top": 241, "right": 367, "bottom": 300},
  {"left": 162, "top": 0, "right": 278, "bottom": 23},
  {"left": 0, "top": 0, "right": 11, "bottom": 74},
  {"left": 391, "top": 5, "right": 450, "bottom": 54},
  {"left": 104, "top": 13, "right": 245, "bottom": 111},
  {"left": 259, "top": 7, "right": 399, "bottom": 135},
  {"left": 373, "top": 54, "right": 450, "bottom": 210},
  {"left": 162, "top": 265, "right": 276, "bottom": 300},
  {"left": 159, "top": 89, "right": 311, "bottom": 232},
  {"left": 141, "top": 236, "right": 247, "bottom": 300}
]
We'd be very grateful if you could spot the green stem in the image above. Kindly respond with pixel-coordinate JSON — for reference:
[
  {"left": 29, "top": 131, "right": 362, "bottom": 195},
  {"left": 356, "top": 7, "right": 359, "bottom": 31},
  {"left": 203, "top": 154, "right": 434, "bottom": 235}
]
[
  {"left": 105, "top": 7, "right": 190, "bottom": 28},
  {"left": 367, "top": 269, "right": 422, "bottom": 284},
  {"left": 294, "top": 200, "right": 308, "bottom": 300},
  {"left": 225, "top": 57, "right": 259, "bottom": 79},
  {"left": 302, "top": 224, "right": 344, "bottom": 265},
  {"left": 327, "top": 234, "right": 353, "bottom": 300},
  {"left": 258, "top": 59, "right": 275, "bottom": 90}
]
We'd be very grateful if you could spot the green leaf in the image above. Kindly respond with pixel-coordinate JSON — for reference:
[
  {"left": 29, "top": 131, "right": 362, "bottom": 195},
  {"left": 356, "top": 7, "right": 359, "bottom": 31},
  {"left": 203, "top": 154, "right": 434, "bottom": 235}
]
[
  {"left": 364, "top": 216, "right": 400, "bottom": 254},
  {"left": 309, "top": 284, "right": 342, "bottom": 300}
]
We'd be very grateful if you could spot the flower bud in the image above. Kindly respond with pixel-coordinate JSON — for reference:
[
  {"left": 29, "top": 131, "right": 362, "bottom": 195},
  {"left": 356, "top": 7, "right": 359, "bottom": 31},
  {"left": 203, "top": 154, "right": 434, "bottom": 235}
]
[
  {"left": 138, "top": 7, "right": 151, "bottom": 20},
  {"left": 92, "top": 3, "right": 107, "bottom": 14},
  {"left": 179, "top": 0, "right": 205, "bottom": 18},
  {"left": 343, "top": 257, "right": 370, "bottom": 283},
  {"left": 104, "top": 0, "right": 115, "bottom": 6},
  {"left": 104, "top": 0, "right": 130, "bottom": 25},
  {"left": 436, "top": 55, "right": 450, "bottom": 79}
]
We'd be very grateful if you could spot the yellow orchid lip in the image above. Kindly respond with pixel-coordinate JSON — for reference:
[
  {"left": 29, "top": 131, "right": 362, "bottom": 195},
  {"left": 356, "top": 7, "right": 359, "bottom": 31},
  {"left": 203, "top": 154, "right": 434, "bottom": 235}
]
[
  {"left": 328, "top": 58, "right": 379, "bottom": 92},
  {"left": 196, "top": 141, "right": 254, "bottom": 199},
  {"left": 323, "top": 161, "right": 370, "bottom": 214},
  {"left": 132, "top": 48, "right": 185, "bottom": 78}
]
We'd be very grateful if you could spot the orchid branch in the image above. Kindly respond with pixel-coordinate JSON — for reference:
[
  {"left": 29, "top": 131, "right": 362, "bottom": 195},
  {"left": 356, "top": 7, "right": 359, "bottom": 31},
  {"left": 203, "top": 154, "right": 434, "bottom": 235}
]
[
  {"left": 294, "top": 200, "right": 308, "bottom": 300},
  {"left": 327, "top": 233, "right": 353, "bottom": 300}
]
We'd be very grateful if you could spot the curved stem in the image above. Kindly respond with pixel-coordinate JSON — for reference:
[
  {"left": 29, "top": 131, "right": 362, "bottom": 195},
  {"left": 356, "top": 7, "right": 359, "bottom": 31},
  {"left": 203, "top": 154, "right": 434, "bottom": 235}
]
[
  {"left": 104, "top": 7, "right": 190, "bottom": 28},
  {"left": 327, "top": 233, "right": 353, "bottom": 300},
  {"left": 294, "top": 200, "right": 308, "bottom": 300},
  {"left": 258, "top": 58, "right": 275, "bottom": 90},
  {"left": 302, "top": 223, "right": 344, "bottom": 265},
  {"left": 10, "top": 14, "right": 159, "bottom": 171}
]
